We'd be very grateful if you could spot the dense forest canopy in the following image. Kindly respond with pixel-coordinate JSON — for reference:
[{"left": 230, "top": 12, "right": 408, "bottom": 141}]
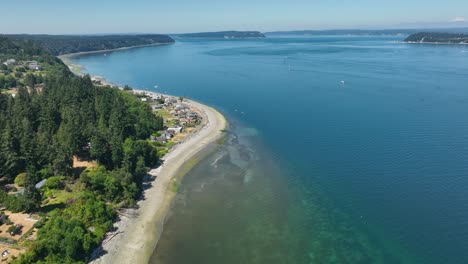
[
  {"left": 0, "top": 36, "right": 164, "bottom": 263},
  {"left": 175, "top": 31, "right": 265, "bottom": 38},
  {"left": 405, "top": 32, "right": 468, "bottom": 43},
  {"left": 4, "top": 34, "right": 175, "bottom": 55}
]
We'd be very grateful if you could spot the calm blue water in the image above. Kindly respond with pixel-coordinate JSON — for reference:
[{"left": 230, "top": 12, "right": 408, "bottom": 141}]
[{"left": 72, "top": 36, "right": 468, "bottom": 263}]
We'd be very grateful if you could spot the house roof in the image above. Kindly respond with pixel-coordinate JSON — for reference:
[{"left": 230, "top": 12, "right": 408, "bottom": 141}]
[{"left": 35, "top": 179, "right": 47, "bottom": 189}]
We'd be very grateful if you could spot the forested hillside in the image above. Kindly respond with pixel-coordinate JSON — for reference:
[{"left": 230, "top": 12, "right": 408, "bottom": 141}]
[
  {"left": 0, "top": 36, "right": 164, "bottom": 263},
  {"left": 0, "top": 37, "right": 67, "bottom": 90},
  {"left": 5, "top": 34, "right": 175, "bottom": 55},
  {"left": 405, "top": 32, "right": 468, "bottom": 44},
  {"left": 175, "top": 31, "right": 265, "bottom": 38}
]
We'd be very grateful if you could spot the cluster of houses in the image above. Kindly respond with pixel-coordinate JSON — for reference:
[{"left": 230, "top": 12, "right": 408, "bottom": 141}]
[
  {"left": 153, "top": 99, "right": 201, "bottom": 144},
  {"left": 168, "top": 103, "right": 200, "bottom": 126},
  {"left": 0, "top": 59, "right": 43, "bottom": 71},
  {"left": 132, "top": 90, "right": 201, "bottom": 145}
]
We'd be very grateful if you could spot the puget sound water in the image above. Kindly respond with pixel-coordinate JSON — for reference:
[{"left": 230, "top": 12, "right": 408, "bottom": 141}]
[{"left": 71, "top": 36, "right": 468, "bottom": 264}]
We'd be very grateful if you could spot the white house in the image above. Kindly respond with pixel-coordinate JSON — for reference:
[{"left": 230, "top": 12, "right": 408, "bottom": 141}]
[
  {"left": 167, "top": 126, "right": 183, "bottom": 134},
  {"left": 4, "top": 59, "right": 16, "bottom": 66},
  {"left": 28, "top": 63, "right": 43, "bottom": 71}
]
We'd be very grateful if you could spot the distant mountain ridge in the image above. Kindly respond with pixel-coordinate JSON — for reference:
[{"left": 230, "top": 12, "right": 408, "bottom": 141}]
[
  {"left": 265, "top": 28, "right": 468, "bottom": 36},
  {"left": 404, "top": 32, "right": 468, "bottom": 44},
  {"left": 4, "top": 34, "right": 175, "bottom": 55},
  {"left": 174, "top": 31, "right": 265, "bottom": 39}
]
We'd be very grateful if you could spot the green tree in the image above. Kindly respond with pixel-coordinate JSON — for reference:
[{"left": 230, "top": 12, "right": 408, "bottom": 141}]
[
  {"left": 14, "top": 173, "right": 27, "bottom": 187},
  {"left": 24, "top": 73, "right": 37, "bottom": 88}
]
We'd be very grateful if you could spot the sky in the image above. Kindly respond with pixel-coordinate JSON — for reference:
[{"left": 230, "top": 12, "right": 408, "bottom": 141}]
[{"left": 0, "top": 0, "right": 467, "bottom": 34}]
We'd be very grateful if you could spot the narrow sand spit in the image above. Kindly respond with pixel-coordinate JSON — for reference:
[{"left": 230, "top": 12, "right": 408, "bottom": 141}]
[{"left": 91, "top": 99, "right": 227, "bottom": 264}]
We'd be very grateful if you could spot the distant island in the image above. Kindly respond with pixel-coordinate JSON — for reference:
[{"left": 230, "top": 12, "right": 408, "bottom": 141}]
[
  {"left": 266, "top": 28, "right": 468, "bottom": 36},
  {"left": 174, "top": 31, "right": 265, "bottom": 39},
  {"left": 404, "top": 32, "right": 468, "bottom": 44},
  {"left": 4, "top": 34, "right": 175, "bottom": 55}
]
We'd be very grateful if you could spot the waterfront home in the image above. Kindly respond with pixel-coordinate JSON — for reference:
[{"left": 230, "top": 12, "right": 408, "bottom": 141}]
[
  {"left": 165, "top": 97, "right": 177, "bottom": 105},
  {"left": 186, "top": 111, "right": 199, "bottom": 124},
  {"left": 140, "top": 98, "right": 148, "bottom": 102},
  {"left": 168, "top": 126, "right": 183, "bottom": 134},
  {"left": 150, "top": 94, "right": 162, "bottom": 100},
  {"left": 163, "top": 131, "right": 174, "bottom": 140},
  {"left": 174, "top": 104, "right": 188, "bottom": 111},
  {"left": 187, "top": 111, "right": 198, "bottom": 118}
]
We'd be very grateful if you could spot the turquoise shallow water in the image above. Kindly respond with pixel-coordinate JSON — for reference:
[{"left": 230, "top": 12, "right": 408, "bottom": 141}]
[{"left": 71, "top": 36, "right": 468, "bottom": 263}]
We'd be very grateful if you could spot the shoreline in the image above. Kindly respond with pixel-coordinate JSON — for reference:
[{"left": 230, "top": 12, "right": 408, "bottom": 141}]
[
  {"left": 58, "top": 54, "right": 227, "bottom": 264},
  {"left": 58, "top": 42, "right": 174, "bottom": 58},
  {"left": 93, "top": 98, "right": 226, "bottom": 264},
  {"left": 58, "top": 42, "right": 174, "bottom": 78}
]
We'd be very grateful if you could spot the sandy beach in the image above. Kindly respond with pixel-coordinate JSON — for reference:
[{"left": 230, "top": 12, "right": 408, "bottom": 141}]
[
  {"left": 91, "top": 97, "right": 226, "bottom": 264},
  {"left": 58, "top": 54, "right": 227, "bottom": 264}
]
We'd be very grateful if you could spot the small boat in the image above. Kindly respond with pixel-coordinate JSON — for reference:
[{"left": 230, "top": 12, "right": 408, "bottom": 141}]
[{"left": 340, "top": 80, "right": 345, "bottom": 84}]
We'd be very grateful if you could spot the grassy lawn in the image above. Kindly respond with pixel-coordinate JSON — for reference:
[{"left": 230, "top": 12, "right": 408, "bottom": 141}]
[
  {"left": 42, "top": 181, "right": 85, "bottom": 211},
  {"left": 166, "top": 119, "right": 177, "bottom": 127},
  {"left": 157, "top": 109, "right": 172, "bottom": 119}
]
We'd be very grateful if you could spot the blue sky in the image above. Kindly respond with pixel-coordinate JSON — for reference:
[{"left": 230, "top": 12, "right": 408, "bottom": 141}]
[{"left": 1, "top": 0, "right": 467, "bottom": 34}]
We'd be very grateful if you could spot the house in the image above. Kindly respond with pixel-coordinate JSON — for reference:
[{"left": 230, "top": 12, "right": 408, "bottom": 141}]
[
  {"left": 187, "top": 111, "right": 198, "bottom": 118},
  {"left": 28, "top": 63, "right": 43, "bottom": 71},
  {"left": 186, "top": 111, "right": 199, "bottom": 124},
  {"left": 174, "top": 104, "right": 188, "bottom": 111},
  {"left": 4, "top": 59, "right": 16, "bottom": 66},
  {"left": 150, "top": 94, "right": 162, "bottom": 100},
  {"left": 35, "top": 179, "right": 47, "bottom": 189},
  {"left": 164, "top": 97, "right": 176, "bottom": 105},
  {"left": 140, "top": 97, "right": 148, "bottom": 102},
  {"left": 168, "top": 126, "right": 183, "bottom": 134},
  {"left": 153, "top": 104, "right": 164, "bottom": 110},
  {"left": 163, "top": 131, "right": 174, "bottom": 140}
]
